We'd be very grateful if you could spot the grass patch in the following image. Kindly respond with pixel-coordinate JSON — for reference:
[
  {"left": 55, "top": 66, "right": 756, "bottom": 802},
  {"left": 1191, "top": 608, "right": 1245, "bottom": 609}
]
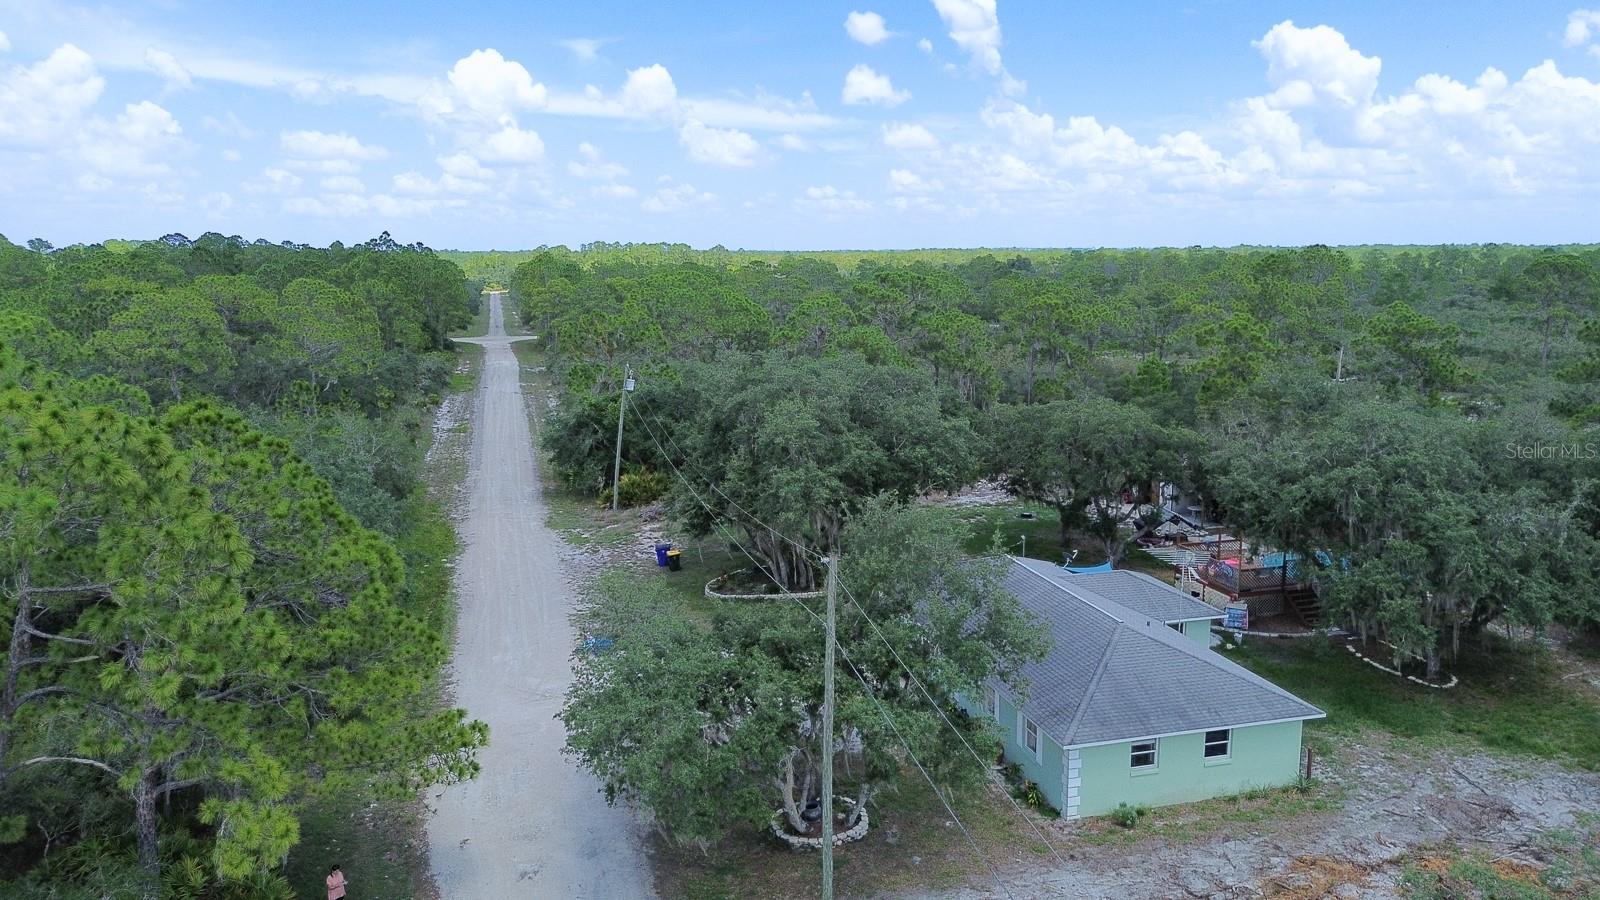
[
  {"left": 448, "top": 297, "right": 492, "bottom": 339},
  {"left": 1077, "top": 780, "right": 1344, "bottom": 848},
  {"left": 654, "top": 779, "right": 1036, "bottom": 900},
  {"left": 1399, "top": 814, "right": 1600, "bottom": 898},
  {"left": 285, "top": 793, "right": 430, "bottom": 900},
  {"left": 1223, "top": 635, "right": 1600, "bottom": 769},
  {"left": 948, "top": 502, "right": 1175, "bottom": 578}
]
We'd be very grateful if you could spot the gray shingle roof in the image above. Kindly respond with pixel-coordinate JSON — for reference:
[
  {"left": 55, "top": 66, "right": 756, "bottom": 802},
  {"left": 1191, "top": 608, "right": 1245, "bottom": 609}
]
[
  {"left": 998, "top": 557, "right": 1323, "bottom": 747},
  {"left": 1013, "top": 560, "right": 1222, "bottom": 623}
]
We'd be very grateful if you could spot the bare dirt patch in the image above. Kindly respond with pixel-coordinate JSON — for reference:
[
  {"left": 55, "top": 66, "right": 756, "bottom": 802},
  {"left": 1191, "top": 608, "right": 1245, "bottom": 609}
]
[{"left": 899, "top": 734, "right": 1600, "bottom": 899}]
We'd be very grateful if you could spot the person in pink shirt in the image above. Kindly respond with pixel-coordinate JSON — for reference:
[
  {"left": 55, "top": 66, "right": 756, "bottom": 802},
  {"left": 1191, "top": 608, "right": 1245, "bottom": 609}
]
[{"left": 326, "top": 864, "right": 348, "bottom": 900}]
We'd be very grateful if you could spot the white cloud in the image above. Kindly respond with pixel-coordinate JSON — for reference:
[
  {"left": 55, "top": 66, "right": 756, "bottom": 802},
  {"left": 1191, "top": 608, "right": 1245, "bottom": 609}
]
[
  {"left": 918, "top": 37, "right": 934, "bottom": 54},
  {"left": 477, "top": 119, "right": 545, "bottom": 164},
  {"left": 679, "top": 119, "right": 760, "bottom": 166},
  {"left": 799, "top": 184, "right": 871, "bottom": 213},
  {"left": 420, "top": 48, "right": 546, "bottom": 124},
  {"left": 887, "top": 168, "right": 941, "bottom": 192},
  {"left": 438, "top": 152, "right": 491, "bottom": 180},
  {"left": 75, "top": 100, "right": 184, "bottom": 177},
  {"left": 932, "top": 0, "right": 1002, "bottom": 74},
  {"left": 0, "top": 44, "right": 105, "bottom": 143},
  {"left": 930, "top": 0, "right": 1023, "bottom": 95},
  {"left": 320, "top": 175, "right": 365, "bottom": 193},
  {"left": 200, "top": 191, "right": 233, "bottom": 215},
  {"left": 202, "top": 112, "right": 255, "bottom": 139},
  {"left": 845, "top": 11, "right": 891, "bottom": 46},
  {"left": 568, "top": 141, "right": 629, "bottom": 179},
  {"left": 221, "top": 148, "right": 242, "bottom": 162},
  {"left": 882, "top": 121, "right": 939, "bottom": 150},
  {"left": 620, "top": 63, "right": 678, "bottom": 117},
  {"left": 1565, "top": 9, "right": 1600, "bottom": 47},
  {"left": 243, "top": 167, "right": 301, "bottom": 194},
  {"left": 285, "top": 190, "right": 438, "bottom": 218},
  {"left": 560, "top": 37, "right": 614, "bottom": 62},
  {"left": 143, "top": 47, "right": 191, "bottom": 91},
  {"left": 777, "top": 133, "right": 809, "bottom": 151},
  {"left": 280, "top": 129, "right": 388, "bottom": 161},
  {"left": 1253, "top": 20, "right": 1381, "bottom": 109},
  {"left": 593, "top": 183, "right": 637, "bottom": 198},
  {"left": 447, "top": 48, "right": 546, "bottom": 111},
  {"left": 0, "top": 31, "right": 9, "bottom": 53},
  {"left": 282, "top": 158, "right": 360, "bottom": 174},
  {"left": 641, "top": 180, "right": 715, "bottom": 212},
  {"left": 842, "top": 64, "right": 910, "bottom": 106}
]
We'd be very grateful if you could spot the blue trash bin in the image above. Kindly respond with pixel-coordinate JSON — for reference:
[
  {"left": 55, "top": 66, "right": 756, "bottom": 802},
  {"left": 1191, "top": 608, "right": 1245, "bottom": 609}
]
[{"left": 654, "top": 543, "right": 672, "bottom": 567}]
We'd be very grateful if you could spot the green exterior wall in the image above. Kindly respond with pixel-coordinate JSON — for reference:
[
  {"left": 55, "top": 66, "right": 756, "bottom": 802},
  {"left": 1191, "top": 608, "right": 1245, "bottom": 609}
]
[
  {"left": 1181, "top": 620, "right": 1212, "bottom": 645},
  {"left": 958, "top": 691, "right": 1066, "bottom": 812},
  {"left": 1070, "top": 720, "right": 1304, "bottom": 818}
]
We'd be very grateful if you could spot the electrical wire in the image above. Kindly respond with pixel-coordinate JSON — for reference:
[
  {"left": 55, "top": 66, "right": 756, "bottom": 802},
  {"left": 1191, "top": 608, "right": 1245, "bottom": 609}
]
[
  {"left": 625, "top": 404, "right": 1017, "bottom": 900},
  {"left": 628, "top": 398, "right": 1069, "bottom": 868}
]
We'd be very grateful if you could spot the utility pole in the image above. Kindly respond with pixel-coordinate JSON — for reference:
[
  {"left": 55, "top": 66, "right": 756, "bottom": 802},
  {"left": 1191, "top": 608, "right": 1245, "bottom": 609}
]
[
  {"left": 611, "top": 365, "right": 635, "bottom": 512},
  {"left": 821, "top": 553, "right": 838, "bottom": 900}
]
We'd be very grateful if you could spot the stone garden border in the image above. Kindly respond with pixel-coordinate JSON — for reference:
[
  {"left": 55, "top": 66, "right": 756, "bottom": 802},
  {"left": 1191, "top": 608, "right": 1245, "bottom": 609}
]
[
  {"left": 705, "top": 569, "right": 826, "bottom": 601},
  {"left": 769, "top": 797, "right": 869, "bottom": 850},
  {"left": 1342, "top": 637, "right": 1459, "bottom": 689}
]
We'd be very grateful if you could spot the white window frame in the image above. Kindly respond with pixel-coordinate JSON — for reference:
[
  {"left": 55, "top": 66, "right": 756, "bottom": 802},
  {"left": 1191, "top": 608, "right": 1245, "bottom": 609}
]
[
  {"left": 1130, "top": 739, "right": 1158, "bottom": 770},
  {"left": 1167, "top": 621, "right": 1184, "bottom": 634},
  {"left": 984, "top": 685, "right": 999, "bottom": 719},
  {"left": 1019, "top": 715, "right": 1041, "bottom": 761},
  {"left": 1203, "top": 728, "right": 1232, "bottom": 761}
]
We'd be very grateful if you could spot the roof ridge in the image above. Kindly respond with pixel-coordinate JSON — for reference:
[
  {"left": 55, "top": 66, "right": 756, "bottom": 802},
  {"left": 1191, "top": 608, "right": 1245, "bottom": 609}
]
[
  {"left": 1009, "top": 556, "right": 1126, "bottom": 625},
  {"left": 1009, "top": 557, "right": 1322, "bottom": 718},
  {"left": 1060, "top": 626, "right": 1123, "bottom": 746},
  {"left": 1120, "top": 619, "right": 1324, "bottom": 713}
]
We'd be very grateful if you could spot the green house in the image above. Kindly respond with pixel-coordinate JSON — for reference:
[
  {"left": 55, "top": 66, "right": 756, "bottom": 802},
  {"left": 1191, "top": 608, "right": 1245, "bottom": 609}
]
[{"left": 964, "top": 558, "right": 1324, "bottom": 820}]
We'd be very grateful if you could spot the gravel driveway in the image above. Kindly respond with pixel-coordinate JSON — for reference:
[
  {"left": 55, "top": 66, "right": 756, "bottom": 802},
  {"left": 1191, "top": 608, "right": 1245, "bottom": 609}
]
[{"left": 426, "top": 293, "right": 656, "bottom": 898}]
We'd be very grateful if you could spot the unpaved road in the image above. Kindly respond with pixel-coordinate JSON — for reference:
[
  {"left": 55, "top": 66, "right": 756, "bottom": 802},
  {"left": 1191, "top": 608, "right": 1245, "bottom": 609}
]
[{"left": 426, "top": 293, "right": 656, "bottom": 898}]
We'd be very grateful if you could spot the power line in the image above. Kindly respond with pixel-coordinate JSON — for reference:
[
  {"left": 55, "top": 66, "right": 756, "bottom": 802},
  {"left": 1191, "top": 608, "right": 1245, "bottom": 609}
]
[
  {"left": 627, "top": 399, "right": 1068, "bottom": 868},
  {"left": 625, "top": 405, "right": 1016, "bottom": 900}
]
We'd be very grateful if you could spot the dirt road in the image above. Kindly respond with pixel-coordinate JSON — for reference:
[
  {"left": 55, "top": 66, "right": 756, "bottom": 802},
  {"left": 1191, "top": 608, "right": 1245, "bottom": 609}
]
[{"left": 426, "top": 293, "right": 656, "bottom": 898}]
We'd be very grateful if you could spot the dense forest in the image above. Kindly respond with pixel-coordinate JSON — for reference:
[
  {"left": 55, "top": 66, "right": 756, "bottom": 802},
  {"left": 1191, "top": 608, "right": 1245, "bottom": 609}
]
[
  {"left": 0, "top": 232, "right": 485, "bottom": 898},
  {"left": 519, "top": 242, "right": 1600, "bottom": 680}
]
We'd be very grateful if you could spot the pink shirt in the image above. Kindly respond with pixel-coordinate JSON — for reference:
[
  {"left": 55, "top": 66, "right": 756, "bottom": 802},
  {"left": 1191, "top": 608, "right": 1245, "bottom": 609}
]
[{"left": 327, "top": 871, "right": 347, "bottom": 900}]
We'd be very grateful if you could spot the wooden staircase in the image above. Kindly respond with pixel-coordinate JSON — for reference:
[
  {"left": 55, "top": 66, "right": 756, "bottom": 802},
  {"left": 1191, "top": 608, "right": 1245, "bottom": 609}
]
[{"left": 1286, "top": 586, "right": 1321, "bottom": 626}]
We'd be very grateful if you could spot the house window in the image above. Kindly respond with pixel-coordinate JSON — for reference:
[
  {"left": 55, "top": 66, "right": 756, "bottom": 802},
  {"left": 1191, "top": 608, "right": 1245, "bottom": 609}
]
[
  {"left": 1168, "top": 621, "right": 1184, "bottom": 634},
  {"left": 1203, "top": 729, "right": 1231, "bottom": 759},
  {"left": 983, "top": 685, "right": 999, "bottom": 718},
  {"left": 1130, "top": 739, "right": 1158, "bottom": 769},
  {"left": 1022, "top": 717, "right": 1040, "bottom": 758}
]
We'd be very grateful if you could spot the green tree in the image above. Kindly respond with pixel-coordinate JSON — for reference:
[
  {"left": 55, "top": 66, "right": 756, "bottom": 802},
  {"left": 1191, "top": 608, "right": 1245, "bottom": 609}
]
[
  {"left": 91, "top": 288, "right": 236, "bottom": 403},
  {"left": 1359, "top": 300, "right": 1468, "bottom": 400},
  {"left": 658, "top": 352, "right": 979, "bottom": 589},
  {"left": 1506, "top": 253, "right": 1599, "bottom": 368},
  {"left": 559, "top": 499, "right": 1044, "bottom": 847},
  {"left": 1552, "top": 318, "right": 1600, "bottom": 424},
  {"left": 992, "top": 397, "right": 1192, "bottom": 563},
  {"left": 0, "top": 357, "right": 484, "bottom": 894},
  {"left": 267, "top": 278, "right": 383, "bottom": 404}
]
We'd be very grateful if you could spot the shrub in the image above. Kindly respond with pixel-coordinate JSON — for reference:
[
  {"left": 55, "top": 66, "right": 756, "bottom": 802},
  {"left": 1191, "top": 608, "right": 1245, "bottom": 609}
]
[
  {"left": 614, "top": 467, "right": 669, "bottom": 508},
  {"left": 1111, "top": 802, "right": 1150, "bottom": 829}
]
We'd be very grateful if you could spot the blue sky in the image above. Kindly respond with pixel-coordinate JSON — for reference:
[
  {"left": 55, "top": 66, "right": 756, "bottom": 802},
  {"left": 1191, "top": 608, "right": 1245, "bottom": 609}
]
[{"left": 2, "top": 0, "right": 1599, "bottom": 250}]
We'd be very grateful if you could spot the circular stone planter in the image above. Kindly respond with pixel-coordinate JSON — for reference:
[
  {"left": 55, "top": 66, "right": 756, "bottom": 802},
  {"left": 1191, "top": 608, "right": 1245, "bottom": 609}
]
[
  {"left": 769, "top": 797, "right": 870, "bottom": 849},
  {"left": 705, "top": 569, "right": 826, "bottom": 602}
]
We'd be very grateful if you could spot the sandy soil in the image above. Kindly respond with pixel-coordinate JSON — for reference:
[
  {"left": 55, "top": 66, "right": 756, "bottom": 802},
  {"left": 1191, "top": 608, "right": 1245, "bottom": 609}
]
[
  {"left": 424, "top": 293, "right": 656, "bottom": 899},
  {"left": 901, "top": 734, "right": 1600, "bottom": 899}
]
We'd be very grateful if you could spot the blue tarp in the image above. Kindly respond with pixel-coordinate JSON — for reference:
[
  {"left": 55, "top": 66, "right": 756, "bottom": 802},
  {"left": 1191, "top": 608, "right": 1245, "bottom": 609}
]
[{"left": 1060, "top": 561, "right": 1114, "bottom": 574}]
